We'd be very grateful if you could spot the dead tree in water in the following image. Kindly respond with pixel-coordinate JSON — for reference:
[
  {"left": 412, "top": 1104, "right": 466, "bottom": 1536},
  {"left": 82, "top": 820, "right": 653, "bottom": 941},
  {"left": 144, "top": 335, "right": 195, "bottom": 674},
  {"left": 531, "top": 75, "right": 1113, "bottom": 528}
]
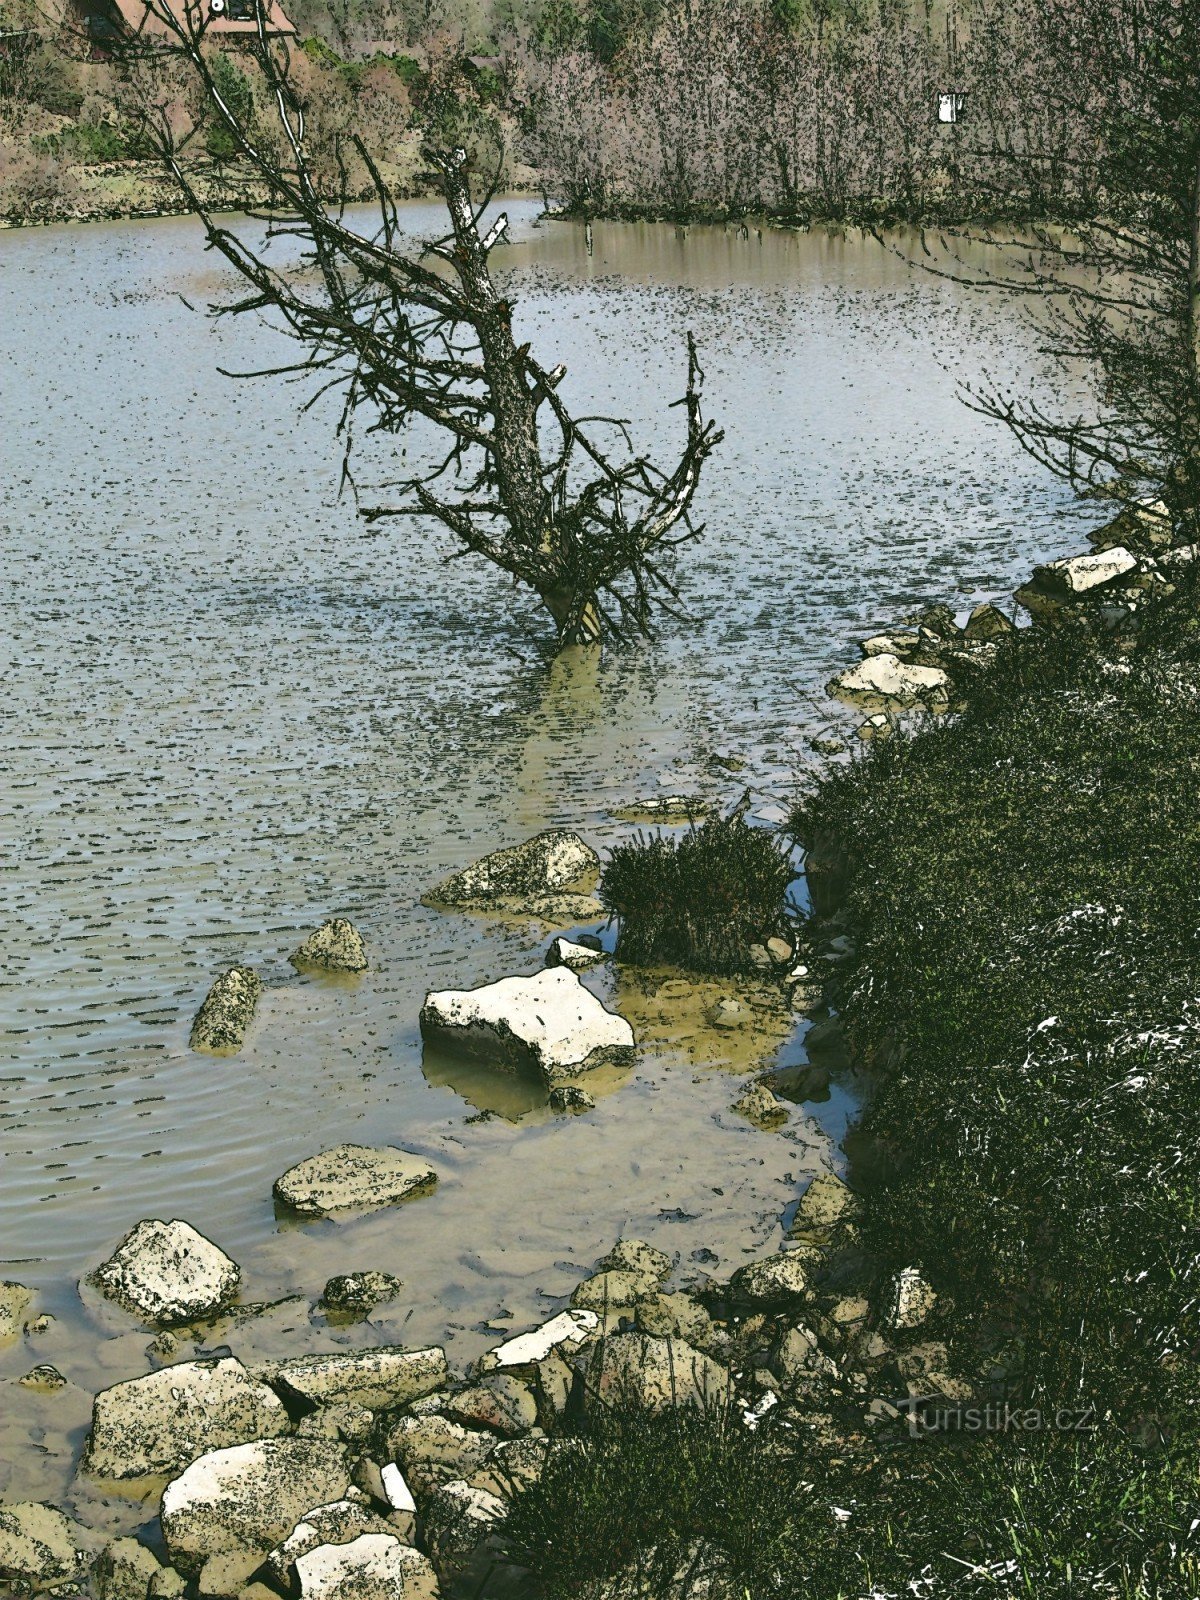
[{"left": 119, "top": 4, "right": 722, "bottom": 649}]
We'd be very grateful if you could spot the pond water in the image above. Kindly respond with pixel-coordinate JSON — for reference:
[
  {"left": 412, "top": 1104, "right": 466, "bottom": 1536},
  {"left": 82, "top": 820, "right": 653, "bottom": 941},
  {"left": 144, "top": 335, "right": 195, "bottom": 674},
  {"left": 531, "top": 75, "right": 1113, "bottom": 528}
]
[{"left": 0, "top": 199, "right": 1090, "bottom": 1530}]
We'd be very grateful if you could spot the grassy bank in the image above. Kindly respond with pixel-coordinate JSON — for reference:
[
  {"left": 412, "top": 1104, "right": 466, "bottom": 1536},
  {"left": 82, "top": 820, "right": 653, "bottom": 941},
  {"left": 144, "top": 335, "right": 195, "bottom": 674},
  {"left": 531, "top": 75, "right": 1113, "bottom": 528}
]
[{"left": 504, "top": 591, "right": 1200, "bottom": 1598}]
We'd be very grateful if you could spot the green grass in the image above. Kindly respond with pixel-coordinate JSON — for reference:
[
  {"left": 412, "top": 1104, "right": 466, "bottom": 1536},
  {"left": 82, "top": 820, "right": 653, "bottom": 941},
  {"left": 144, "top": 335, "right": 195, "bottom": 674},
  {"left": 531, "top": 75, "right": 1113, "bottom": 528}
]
[{"left": 599, "top": 805, "right": 796, "bottom": 974}]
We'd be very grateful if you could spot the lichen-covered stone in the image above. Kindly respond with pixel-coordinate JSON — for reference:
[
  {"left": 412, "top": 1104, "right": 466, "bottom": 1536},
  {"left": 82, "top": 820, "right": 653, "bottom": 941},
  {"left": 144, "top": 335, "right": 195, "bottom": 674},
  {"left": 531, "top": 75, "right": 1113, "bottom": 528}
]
[
  {"left": 95, "top": 1537, "right": 164, "bottom": 1600},
  {"left": 189, "top": 966, "right": 263, "bottom": 1054},
  {"left": 84, "top": 1357, "right": 290, "bottom": 1480},
  {"left": 429, "top": 831, "right": 598, "bottom": 906},
  {"left": 265, "top": 1501, "right": 400, "bottom": 1590},
  {"left": 580, "top": 1333, "right": 731, "bottom": 1414},
  {"left": 548, "top": 1084, "right": 595, "bottom": 1112},
  {"left": 0, "top": 1281, "right": 33, "bottom": 1342},
  {"left": 160, "top": 1438, "right": 351, "bottom": 1578},
  {"left": 319, "top": 1272, "right": 404, "bottom": 1314},
  {"left": 732, "top": 1082, "right": 788, "bottom": 1128},
  {"left": 385, "top": 1415, "right": 497, "bottom": 1495},
  {"left": 264, "top": 1346, "right": 447, "bottom": 1412},
  {"left": 598, "top": 1239, "right": 671, "bottom": 1281},
  {"left": 95, "top": 1219, "right": 241, "bottom": 1326},
  {"left": 444, "top": 1373, "right": 537, "bottom": 1437},
  {"left": 274, "top": 1145, "right": 437, "bottom": 1217},
  {"left": 289, "top": 920, "right": 368, "bottom": 974},
  {"left": 884, "top": 1266, "right": 938, "bottom": 1331},
  {"left": 0, "top": 1503, "right": 90, "bottom": 1586},
  {"left": 294, "top": 1534, "right": 439, "bottom": 1600},
  {"left": 728, "top": 1250, "right": 820, "bottom": 1307}
]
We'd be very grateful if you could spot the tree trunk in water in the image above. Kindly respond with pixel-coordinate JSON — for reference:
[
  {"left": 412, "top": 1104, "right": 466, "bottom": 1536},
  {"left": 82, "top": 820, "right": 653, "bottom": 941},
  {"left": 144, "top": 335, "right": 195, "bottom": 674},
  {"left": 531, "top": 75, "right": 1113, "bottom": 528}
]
[{"left": 543, "top": 586, "right": 604, "bottom": 646}]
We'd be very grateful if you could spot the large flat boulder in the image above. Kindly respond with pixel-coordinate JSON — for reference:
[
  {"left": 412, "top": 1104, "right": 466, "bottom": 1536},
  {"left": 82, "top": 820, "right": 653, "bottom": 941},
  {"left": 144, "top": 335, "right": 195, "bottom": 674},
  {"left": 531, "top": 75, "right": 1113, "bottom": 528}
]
[
  {"left": 189, "top": 966, "right": 262, "bottom": 1054},
  {"left": 293, "top": 1534, "right": 439, "bottom": 1600},
  {"left": 428, "top": 831, "right": 598, "bottom": 907},
  {"left": 420, "top": 967, "right": 635, "bottom": 1085},
  {"left": 94, "top": 1219, "right": 241, "bottom": 1326},
  {"left": 828, "top": 653, "right": 951, "bottom": 709},
  {"left": 84, "top": 1357, "right": 290, "bottom": 1480},
  {"left": 273, "top": 1145, "right": 438, "bottom": 1217},
  {"left": 263, "top": 1347, "right": 447, "bottom": 1412},
  {"left": 160, "top": 1438, "right": 351, "bottom": 1578}
]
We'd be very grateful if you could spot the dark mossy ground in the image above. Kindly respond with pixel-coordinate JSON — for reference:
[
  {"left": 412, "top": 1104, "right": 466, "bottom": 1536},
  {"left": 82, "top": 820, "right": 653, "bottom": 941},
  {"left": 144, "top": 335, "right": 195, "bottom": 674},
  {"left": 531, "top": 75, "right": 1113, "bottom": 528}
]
[{"left": 511, "top": 591, "right": 1200, "bottom": 1599}]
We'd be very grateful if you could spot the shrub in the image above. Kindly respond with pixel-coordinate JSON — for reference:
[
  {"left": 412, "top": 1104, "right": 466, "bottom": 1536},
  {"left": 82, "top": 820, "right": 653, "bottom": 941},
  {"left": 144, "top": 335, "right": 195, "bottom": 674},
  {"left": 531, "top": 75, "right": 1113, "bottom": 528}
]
[
  {"left": 600, "top": 802, "right": 796, "bottom": 973},
  {"left": 204, "top": 52, "right": 255, "bottom": 161}
]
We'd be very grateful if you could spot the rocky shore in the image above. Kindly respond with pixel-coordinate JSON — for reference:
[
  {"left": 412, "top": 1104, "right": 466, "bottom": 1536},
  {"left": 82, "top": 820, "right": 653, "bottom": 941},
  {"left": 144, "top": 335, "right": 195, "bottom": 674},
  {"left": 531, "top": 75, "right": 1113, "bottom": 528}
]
[{"left": 3, "top": 493, "right": 1191, "bottom": 1598}]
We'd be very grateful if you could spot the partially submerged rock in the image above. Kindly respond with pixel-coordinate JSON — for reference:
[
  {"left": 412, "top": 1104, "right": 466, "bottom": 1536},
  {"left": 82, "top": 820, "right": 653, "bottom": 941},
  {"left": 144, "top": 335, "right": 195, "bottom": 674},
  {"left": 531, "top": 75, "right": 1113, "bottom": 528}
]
[
  {"left": 265, "top": 1346, "right": 447, "bottom": 1412},
  {"left": 0, "top": 1503, "right": 90, "bottom": 1587},
  {"left": 963, "top": 602, "right": 1015, "bottom": 642},
  {"left": 320, "top": 1272, "right": 404, "bottom": 1315},
  {"left": 0, "top": 1280, "right": 32, "bottom": 1341},
  {"left": 829, "top": 653, "right": 951, "bottom": 709},
  {"left": 160, "top": 1437, "right": 351, "bottom": 1579},
  {"left": 428, "top": 831, "right": 598, "bottom": 907},
  {"left": 84, "top": 1357, "right": 290, "bottom": 1480},
  {"left": 545, "top": 935, "right": 605, "bottom": 971},
  {"left": 789, "top": 1173, "right": 861, "bottom": 1239},
  {"left": 732, "top": 1081, "right": 788, "bottom": 1129},
  {"left": 294, "top": 1533, "right": 439, "bottom": 1600},
  {"left": 290, "top": 919, "right": 369, "bottom": 974},
  {"left": 598, "top": 1239, "right": 671, "bottom": 1281},
  {"left": 548, "top": 1083, "right": 595, "bottom": 1113},
  {"left": 189, "top": 966, "right": 262, "bottom": 1054},
  {"left": 580, "top": 1333, "right": 731, "bottom": 1413},
  {"left": 610, "top": 795, "right": 708, "bottom": 821},
  {"left": 420, "top": 967, "right": 635, "bottom": 1085},
  {"left": 19, "top": 1364, "right": 66, "bottom": 1390},
  {"left": 95, "top": 1219, "right": 241, "bottom": 1326},
  {"left": 274, "top": 1145, "right": 438, "bottom": 1217}
]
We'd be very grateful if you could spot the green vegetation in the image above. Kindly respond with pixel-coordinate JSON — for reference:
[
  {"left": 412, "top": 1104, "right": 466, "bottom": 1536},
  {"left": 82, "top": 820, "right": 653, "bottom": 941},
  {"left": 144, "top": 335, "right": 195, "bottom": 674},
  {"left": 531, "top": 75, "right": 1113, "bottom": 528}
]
[
  {"left": 600, "top": 804, "right": 795, "bottom": 973},
  {"left": 204, "top": 53, "right": 256, "bottom": 162},
  {"left": 510, "top": 590, "right": 1200, "bottom": 1598}
]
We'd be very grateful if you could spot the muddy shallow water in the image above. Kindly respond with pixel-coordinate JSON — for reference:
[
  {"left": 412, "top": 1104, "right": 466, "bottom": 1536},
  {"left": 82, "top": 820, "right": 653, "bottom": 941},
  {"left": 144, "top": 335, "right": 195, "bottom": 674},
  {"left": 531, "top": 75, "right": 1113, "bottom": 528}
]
[{"left": 0, "top": 200, "right": 1089, "bottom": 1531}]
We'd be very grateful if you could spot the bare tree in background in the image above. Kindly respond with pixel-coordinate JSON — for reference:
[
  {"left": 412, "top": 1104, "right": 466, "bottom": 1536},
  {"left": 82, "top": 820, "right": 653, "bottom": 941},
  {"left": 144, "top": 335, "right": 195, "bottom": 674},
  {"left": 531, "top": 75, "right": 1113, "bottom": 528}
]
[
  {"left": 913, "top": 0, "right": 1200, "bottom": 536},
  {"left": 117, "top": 1, "right": 722, "bottom": 649}
]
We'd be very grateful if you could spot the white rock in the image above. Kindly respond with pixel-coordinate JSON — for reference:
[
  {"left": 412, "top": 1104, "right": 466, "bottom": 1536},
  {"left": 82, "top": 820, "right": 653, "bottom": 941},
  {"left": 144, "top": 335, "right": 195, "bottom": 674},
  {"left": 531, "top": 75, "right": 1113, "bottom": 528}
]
[
  {"left": 420, "top": 967, "right": 635, "bottom": 1085},
  {"left": 884, "top": 1266, "right": 937, "bottom": 1331},
  {"left": 294, "top": 1533, "right": 439, "bottom": 1600},
  {"left": 380, "top": 1464, "right": 416, "bottom": 1514},
  {"left": 95, "top": 1219, "right": 241, "bottom": 1326},
  {"left": 1034, "top": 545, "right": 1138, "bottom": 595},
  {"left": 829, "top": 653, "right": 951, "bottom": 708},
  {"left": 160, "top": 1438, "right": 351, "bottom": 1578},
  {"left": 273, "top": 1145, "right": 438, "bottom": 1216},
  {"left": 84, "top": 1357, "right": 290, "bottom": 1480},
  {"left": 545, "top": 936, "right": 605, "bottom": 971},
  {"left": 264, "top": 1347, "right": 447, "bottom": 1411},
  {"left": 478, "top": 1308, "right": 600, "bottom": 1372}
]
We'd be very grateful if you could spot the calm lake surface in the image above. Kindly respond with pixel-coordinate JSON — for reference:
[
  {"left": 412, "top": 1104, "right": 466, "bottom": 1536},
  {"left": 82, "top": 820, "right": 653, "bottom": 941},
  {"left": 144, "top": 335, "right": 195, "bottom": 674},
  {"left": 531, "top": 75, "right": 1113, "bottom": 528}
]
[{"left": 0, "top": 199, "right": 1090, "bottom": 1524}]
